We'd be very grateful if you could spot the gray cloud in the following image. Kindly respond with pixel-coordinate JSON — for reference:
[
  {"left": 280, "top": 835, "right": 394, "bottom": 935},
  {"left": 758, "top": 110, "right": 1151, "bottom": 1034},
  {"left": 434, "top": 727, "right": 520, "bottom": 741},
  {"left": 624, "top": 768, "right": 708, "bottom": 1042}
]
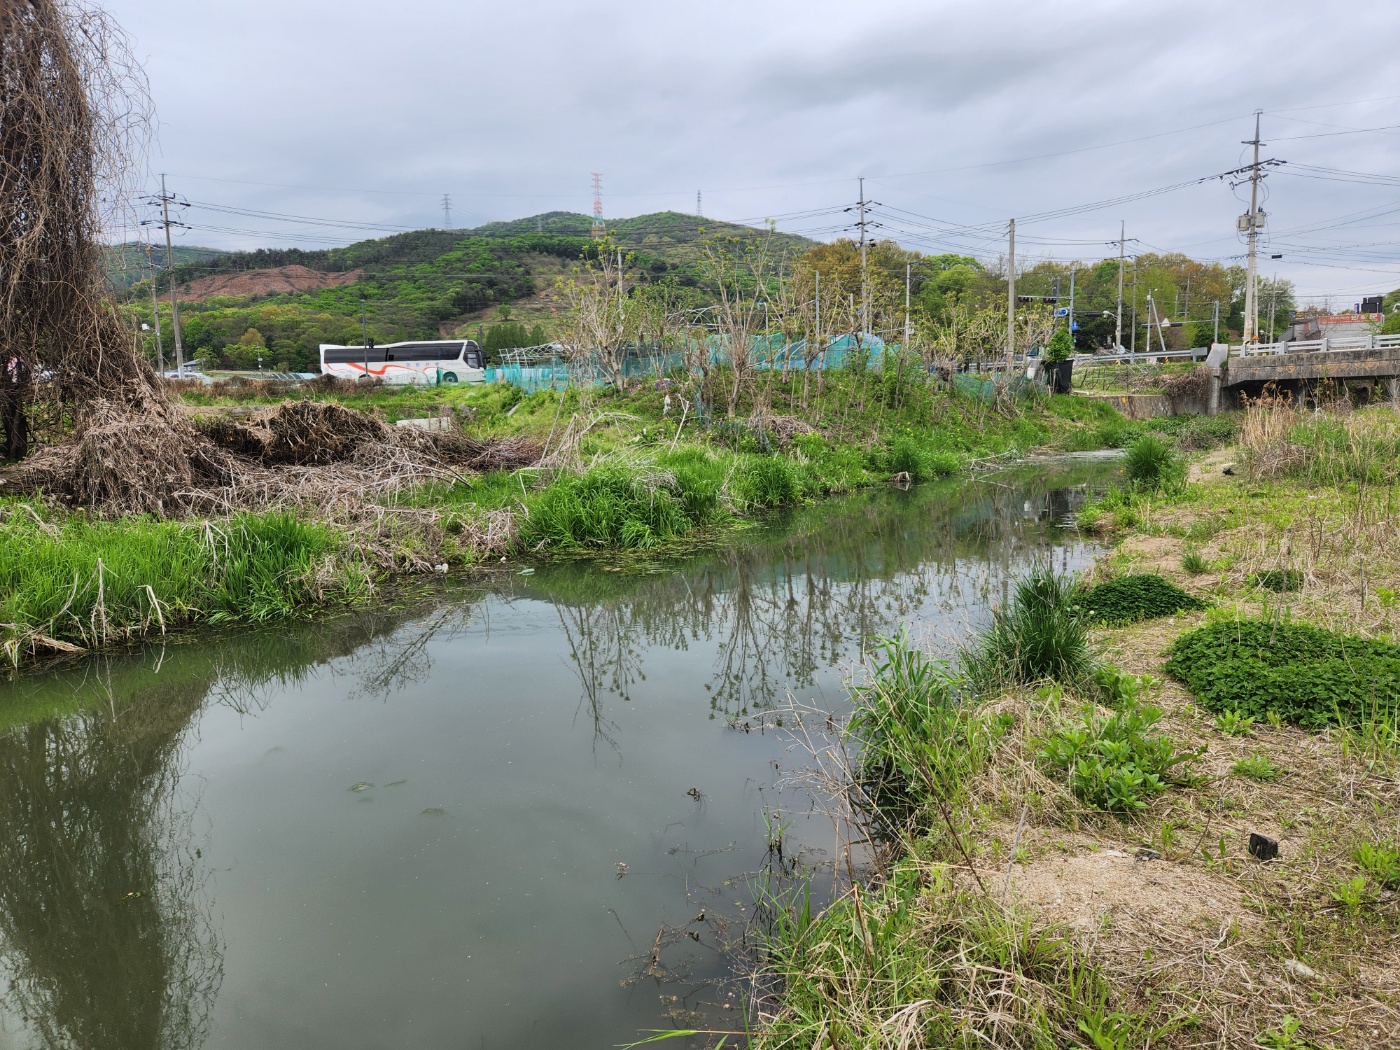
[{"left": 107, "top": 0, "right": 1400, "bottom": 300}]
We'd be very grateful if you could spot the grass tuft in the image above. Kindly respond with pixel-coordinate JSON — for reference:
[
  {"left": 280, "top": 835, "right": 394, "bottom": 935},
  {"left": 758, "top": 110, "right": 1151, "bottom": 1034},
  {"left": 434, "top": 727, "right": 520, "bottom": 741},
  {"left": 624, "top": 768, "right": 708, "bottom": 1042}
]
[{"left": 963, "top": 568, "right": 1093, "bottom": 691}]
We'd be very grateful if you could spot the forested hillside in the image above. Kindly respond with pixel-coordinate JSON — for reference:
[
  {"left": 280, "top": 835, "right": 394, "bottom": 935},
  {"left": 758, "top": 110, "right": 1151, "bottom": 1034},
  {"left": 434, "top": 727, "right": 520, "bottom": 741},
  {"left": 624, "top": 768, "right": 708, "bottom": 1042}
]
[{"left": 123, "top": 212, "right": 815, "bottom": 372}]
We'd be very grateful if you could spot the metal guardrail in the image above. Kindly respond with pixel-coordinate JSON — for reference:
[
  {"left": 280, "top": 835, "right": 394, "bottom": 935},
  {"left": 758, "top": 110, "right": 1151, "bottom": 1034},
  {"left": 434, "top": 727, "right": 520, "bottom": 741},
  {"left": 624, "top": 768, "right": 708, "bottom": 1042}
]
[
  {"left": 1234, "top": 332, "right": 1400, "bottom": 357},
  {"left": 1072, "top": 348, "right": 1209, "bottom": 365}
]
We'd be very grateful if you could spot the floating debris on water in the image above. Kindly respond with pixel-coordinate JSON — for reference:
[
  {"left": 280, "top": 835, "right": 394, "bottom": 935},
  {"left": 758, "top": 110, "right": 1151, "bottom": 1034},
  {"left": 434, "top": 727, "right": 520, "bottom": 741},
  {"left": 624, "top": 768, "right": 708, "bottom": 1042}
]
[
  {"left": 348, "top": 781, "right": 373, "bottom": 792},
  {"left": 420, "top": 807, "right": 447, "bottom": 816}
]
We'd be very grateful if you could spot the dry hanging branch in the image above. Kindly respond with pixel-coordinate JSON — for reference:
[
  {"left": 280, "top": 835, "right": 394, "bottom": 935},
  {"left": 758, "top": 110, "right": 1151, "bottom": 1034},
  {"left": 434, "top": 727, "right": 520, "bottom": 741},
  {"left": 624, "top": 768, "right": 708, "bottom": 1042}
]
[{"left": 0, "top": 0, "right": 156, "bottom": 460}]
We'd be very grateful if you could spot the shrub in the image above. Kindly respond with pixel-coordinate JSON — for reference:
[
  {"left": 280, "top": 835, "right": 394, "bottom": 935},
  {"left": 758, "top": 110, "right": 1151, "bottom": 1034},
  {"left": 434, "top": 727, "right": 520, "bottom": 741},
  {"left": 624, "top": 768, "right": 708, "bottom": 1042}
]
[
  {"left": 731, "top": 455, "right": 800, "bottom": 508},
  {"left": 1038, "top": 695, "right": 1194, "bottom": 813},
  {"left": 964, "top": 568, "right": 1092, "bottom": 690},
  {"left": 1077, "top": 574, "right": 1207, "bottom": 626},
  {"left": 1165, "top": 620, "right": 1400, "bottom": 729},
  {"left": 1123, "top": 433, "right": 1185, "bottom": 492}
]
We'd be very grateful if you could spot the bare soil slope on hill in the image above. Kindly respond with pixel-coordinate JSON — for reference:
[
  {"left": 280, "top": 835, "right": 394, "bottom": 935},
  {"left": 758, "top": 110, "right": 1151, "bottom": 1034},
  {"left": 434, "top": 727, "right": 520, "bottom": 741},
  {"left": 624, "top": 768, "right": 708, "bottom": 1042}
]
[{"left": 180, "top": 264, "right": 362, "bottom": 300}]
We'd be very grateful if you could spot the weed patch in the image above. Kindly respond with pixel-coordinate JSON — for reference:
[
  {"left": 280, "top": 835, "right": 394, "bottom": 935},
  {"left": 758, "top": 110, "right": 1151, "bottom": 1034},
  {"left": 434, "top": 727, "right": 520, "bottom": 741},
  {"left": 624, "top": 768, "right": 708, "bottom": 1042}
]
[
  {"left": 963, "top": 568, "right": 1092, "bottom": 690},
  {"left": 1165, "top": 619, "right": 1400, "bottom": 729},
  {"left": 1078, "top": 573, "right": 1206, "bottom": 626}
]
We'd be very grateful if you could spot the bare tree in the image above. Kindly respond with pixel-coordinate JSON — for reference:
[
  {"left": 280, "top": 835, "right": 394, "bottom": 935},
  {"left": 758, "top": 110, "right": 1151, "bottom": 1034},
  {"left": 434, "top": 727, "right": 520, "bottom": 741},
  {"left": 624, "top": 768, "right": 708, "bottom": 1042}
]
[
  {"left": 555, "top": 241, "right": 641, "bottom": 390},
  {"left": 699, "top": 228, "right": 777, "bottom": 417}
]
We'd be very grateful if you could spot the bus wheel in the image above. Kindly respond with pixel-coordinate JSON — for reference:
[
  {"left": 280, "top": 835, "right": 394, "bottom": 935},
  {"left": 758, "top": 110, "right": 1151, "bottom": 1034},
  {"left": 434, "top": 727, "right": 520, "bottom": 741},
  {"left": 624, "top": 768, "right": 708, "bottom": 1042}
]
[{"left": 441, "top": 372, "right": 458, "bottom": 384}]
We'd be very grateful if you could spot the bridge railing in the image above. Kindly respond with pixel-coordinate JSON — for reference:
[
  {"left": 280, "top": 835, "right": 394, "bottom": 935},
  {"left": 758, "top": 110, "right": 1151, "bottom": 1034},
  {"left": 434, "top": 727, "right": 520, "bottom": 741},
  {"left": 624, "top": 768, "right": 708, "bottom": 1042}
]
[
  {"left": 1234, "top": 332, "right": 1400, "bottom": 357},
  {"left": 1071, "top": 348, "right": 1209, "bottom": 366}
]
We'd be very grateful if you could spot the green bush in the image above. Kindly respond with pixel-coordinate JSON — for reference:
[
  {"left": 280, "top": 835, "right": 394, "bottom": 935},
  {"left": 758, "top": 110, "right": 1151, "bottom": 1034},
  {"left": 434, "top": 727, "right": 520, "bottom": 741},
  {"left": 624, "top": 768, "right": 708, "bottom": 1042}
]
[
  {"left": 1078, "top": 574, "right": 1207, "bottom": 626},
  {"left": 1165, "top": 620, "right": 1400, "bottom": 729},
  {"left": 1038, "top": 694, "right": 1194, "bottom": 813},
  {"left": 731, "top": 455, "right": 801, "bottom": 508},
  {"left": 1123, "top": 433, "right": 1184, "bottom": 492},
  {"left": 964, "top": 568, "right": 1092, "bottom": 690}
]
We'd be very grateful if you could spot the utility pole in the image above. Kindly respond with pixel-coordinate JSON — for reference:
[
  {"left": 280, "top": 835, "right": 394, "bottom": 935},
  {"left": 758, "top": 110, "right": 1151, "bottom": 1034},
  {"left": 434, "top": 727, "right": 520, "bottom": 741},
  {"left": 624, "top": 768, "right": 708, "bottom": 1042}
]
[
  {"left": 1115, "top": 221, "right": 1125, "bottom": 349},
  {"left": 441, "top": 193, "right": 452, "bottom": 229},
  {"left": 1004, "top": 218, "right": 1016, "bottom": 369},
  {"left": 1213, "top": 300, "right": 1220, "bottom": 344},
  {"left": 1242, "top": 111, "right": 1264, "bottom": 345},
  {"left": 360, "top": 293, "right": 371, "bottom": 377},
  {"left": 857, "top": 177, "right": 868, "bottom": 336},
  {"left": 157, "top": 174, "right": 185, "bottom": 375},
  {"left": 1068, "top": 265, "right": 1077, "bottom": 351},
  {"left": 143, "top": 243, "right": 165, "bottom": 373},
  {"left": 904, "top": 262, "right": 912, "bottom": 350},
  {"left": 1267, "top": 273, "right": 1279, "bottom": 342},
  {"left": 1130, "top": 260, "right": 1138, "bottom": 355}
]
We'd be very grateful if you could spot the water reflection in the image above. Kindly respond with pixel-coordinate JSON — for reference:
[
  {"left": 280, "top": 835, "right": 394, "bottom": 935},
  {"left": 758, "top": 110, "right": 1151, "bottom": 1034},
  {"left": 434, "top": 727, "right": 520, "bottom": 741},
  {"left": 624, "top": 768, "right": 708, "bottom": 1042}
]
[
  {"left": 534, "top": 466, "right": 1107, "bottom": 722},
  {"left": 0, "top": 463, "right": 1113, "bottom": 1050}
]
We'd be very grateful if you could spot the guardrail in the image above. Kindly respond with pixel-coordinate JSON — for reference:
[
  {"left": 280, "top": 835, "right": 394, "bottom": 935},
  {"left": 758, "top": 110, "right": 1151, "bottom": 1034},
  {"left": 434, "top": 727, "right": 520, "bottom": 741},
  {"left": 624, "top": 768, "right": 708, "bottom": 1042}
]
[
  {"left": 1235, "top": 332, "right": 1400, "bottom": 357},
  {"left": 1072, "top": 348, "right": 1209, "bottom": 365}
]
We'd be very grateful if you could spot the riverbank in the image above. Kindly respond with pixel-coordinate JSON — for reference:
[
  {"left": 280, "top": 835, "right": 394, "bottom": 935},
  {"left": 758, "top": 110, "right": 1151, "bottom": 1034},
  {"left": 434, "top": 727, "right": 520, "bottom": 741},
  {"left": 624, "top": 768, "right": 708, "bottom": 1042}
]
[
  {"left": 2, "top": 375, "right": 1171, "bottom": 667},
  {"left": 751, "top": 402, "right": 1400, "bottom": 1049}
]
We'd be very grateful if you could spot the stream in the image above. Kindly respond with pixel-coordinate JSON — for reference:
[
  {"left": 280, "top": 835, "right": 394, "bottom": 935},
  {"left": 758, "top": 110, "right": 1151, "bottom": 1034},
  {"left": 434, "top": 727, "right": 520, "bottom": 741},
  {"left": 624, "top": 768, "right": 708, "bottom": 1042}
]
[{"left": 0, "top": 461, "right": 1118, "bottom": 1050}]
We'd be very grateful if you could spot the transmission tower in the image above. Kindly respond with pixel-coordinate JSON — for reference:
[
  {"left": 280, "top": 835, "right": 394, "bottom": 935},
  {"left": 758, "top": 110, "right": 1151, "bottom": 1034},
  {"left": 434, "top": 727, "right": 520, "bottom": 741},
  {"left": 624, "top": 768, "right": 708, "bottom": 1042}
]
[
  {"left": 696, "top": 190, "right": 702, "bottom": 217},
  {"left": 441, "top": 193, "right": 453, "bottom": 229},
  {"left": 591, "top": 173, "right": 605, "bottom": 238}
]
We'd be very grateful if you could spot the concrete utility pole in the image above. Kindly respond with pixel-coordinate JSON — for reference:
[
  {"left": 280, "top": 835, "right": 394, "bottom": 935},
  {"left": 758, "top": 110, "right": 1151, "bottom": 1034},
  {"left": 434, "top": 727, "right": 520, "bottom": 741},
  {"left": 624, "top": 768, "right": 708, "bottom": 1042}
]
[
  {"left": 143, "top": 243, "right": 165, "bottom": 373},
  {"left": 1268, "top": 273, "right": 1279, "bottom": 342},
  {"left": 1116, "top": 221, "right": 1125, "bottom": 349},
  {"left": 1068, "top": 266, "right": 1077, "bottom": 350},
  {"left": 1005, "top": 218, "right": 1016, "bottom": 369},
  {"left": 1242, "top": 111, "right": 1264, "bottom": 345},
  {"left": 904, "top": 262, "right": 912, "bottom": 350},
  {"left": 1130, "top": 259, "right": 1138, "bottom": 355},
  {"left": 158, "top": 174, "right": 185, "bottom": 375},
  {"left": 857, "top": 177, "right": 868, "bottom": 335},
  {"left": 1213, "top": 299, "right": 1220, "bottom": 344}
]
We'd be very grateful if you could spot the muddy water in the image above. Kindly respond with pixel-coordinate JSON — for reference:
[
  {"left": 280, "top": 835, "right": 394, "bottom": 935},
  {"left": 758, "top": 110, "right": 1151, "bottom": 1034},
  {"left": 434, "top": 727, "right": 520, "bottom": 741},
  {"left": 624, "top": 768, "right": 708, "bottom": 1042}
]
[{"left": 0, "top": 463, "right": 1116, "bottom": 1050}]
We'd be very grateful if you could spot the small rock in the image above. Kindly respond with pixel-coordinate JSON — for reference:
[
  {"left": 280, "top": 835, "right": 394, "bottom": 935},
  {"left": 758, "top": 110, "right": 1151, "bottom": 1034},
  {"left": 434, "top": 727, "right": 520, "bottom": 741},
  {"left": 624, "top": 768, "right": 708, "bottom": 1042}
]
[
  {"left": 433, "top": 563, "right": 448, "bottom": 573},
  {"left": 1283, "top": 958, "right": 1317, "bottom": 981},
  {"left": 1134, "top": 848, "right": 1162, "bottom": 861},
  {"left": 1222, "top": 464, "right": 1236, "bottom": 475}
]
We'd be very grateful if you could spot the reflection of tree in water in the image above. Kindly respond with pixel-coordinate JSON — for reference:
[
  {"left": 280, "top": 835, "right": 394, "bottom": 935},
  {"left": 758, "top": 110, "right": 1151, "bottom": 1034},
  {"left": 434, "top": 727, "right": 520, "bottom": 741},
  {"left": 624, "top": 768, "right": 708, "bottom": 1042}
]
[
  {"left": 0, "top": 592, "right": 477, "bottom": 1050},
  {"left": 0, "top": 665, "right": 220, "bottom": 1050},
  {"left": 548, "top": 472, "right": 1108, "bottom": 720}
]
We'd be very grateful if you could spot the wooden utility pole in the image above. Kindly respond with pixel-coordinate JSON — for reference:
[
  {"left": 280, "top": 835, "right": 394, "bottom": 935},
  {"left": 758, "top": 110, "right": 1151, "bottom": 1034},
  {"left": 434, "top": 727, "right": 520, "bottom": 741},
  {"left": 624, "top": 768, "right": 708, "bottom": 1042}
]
[{"left": 1004, "top": 218, "right": 1016, "bottom": 369}]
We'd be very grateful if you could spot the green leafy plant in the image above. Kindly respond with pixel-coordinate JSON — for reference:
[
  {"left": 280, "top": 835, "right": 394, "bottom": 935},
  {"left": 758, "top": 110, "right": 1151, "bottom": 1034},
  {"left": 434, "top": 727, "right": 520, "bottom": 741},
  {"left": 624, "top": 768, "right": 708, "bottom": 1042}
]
[
  {"left": 1375, "top": 586, "right": 1396, "bottom": 609},
  {"left": 1123, "top": 433, "right": 1185, "bottom": 492},
  {"left": 1078, "top": 573, "right": 1207, "bottom": 626},
  {"left": 1092, "top": 664, "right": 1160, "bottom": 709},
  {"left": 1038, "top": 695, "right": 1196, "bottom": 813},
  {"left": 1165, "top": 620, "right": 1400, "bottom": 729},
  {"left": 1256, "top": 1015, "right": 1319, "bottom": 1050},
  {"left": 1353, "top": 841, "right": 1400, "bottom": 890},
  {"left": 1330, "top": 874, "right": 1374, "bottom": 913},
  {"left": 1044, "top": 322, "right": 1074, "bottom": 364},
  {"left": 1214, "top": 709, "right": 1256, "bottom": 737},
  {"left": 1232, "top": 754, "right": 1279, "bottom": 781}
]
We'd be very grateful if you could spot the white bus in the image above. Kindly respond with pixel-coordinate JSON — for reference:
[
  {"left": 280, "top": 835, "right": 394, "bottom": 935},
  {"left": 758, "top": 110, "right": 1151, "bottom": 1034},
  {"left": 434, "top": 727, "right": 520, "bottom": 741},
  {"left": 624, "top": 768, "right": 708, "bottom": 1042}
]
[{"left": 318, "top": 340, "right": 486, "bottom": 385}]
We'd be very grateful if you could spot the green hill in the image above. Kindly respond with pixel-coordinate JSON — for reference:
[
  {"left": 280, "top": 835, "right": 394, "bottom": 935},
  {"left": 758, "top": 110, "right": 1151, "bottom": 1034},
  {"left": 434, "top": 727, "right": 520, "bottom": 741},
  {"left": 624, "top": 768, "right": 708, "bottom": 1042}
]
[
  {"left": 104, "top": 242, "right": 225, "bottom": 292},
  {"left": 122, "top": 212, "right": 818, "bottom": 373}
]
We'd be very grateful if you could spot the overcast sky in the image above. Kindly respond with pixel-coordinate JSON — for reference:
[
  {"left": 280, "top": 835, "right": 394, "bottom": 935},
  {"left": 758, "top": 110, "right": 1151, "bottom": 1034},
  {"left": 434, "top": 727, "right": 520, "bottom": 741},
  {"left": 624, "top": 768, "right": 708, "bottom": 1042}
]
[{"left": 109, "top": 0, "right": 1400, "bottom": 305}]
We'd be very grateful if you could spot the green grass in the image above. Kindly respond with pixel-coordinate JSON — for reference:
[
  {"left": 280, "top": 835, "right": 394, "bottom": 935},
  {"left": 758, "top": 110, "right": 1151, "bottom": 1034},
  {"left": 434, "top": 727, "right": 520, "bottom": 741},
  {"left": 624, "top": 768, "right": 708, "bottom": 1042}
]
[
  {"left": 1123, "top": 433, "right": 1185, "bottom": 492},
  {"left": 0, "top": 503, "right": 368, "bottom": 661},
  {"left": 963, "top": 568, "right": 1093, "bottom": 690},
  {"left": 1165, "top": 619, "right": 1400, "bottom": 729},
  {"left": 1248, "top": 568, "right": 1302, "bottom": 593},
  {"left": 1077, "top": 573, "right": 1207, "bottom": 626},
  {"left": 1232, "top": 754, "right": 1280, "bottom": 782}
]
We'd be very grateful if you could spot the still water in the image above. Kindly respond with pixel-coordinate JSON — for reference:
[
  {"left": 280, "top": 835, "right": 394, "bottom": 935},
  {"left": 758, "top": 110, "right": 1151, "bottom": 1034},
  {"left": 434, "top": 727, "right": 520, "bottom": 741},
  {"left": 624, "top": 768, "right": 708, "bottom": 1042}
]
[{"left": 0, "top": 463, "right": 1115, "bottom": 1050}]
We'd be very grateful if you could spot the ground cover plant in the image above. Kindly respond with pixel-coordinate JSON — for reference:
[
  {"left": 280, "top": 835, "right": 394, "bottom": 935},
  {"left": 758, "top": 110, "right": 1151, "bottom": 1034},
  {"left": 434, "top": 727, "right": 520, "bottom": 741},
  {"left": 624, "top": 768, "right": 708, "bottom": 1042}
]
[
  {"left": 1077, "top": 573, "right": 1207, "bottom": 626},
  {"left": 1165, "top": 619, "right": 1400, "bottom": 729}
]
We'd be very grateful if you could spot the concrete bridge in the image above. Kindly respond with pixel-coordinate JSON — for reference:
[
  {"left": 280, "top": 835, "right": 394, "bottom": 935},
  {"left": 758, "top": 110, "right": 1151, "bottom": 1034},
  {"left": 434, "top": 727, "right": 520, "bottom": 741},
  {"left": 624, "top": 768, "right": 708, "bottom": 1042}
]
[{"left": 1217, "top": 331, "right": 1400, "bottom": 411}]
